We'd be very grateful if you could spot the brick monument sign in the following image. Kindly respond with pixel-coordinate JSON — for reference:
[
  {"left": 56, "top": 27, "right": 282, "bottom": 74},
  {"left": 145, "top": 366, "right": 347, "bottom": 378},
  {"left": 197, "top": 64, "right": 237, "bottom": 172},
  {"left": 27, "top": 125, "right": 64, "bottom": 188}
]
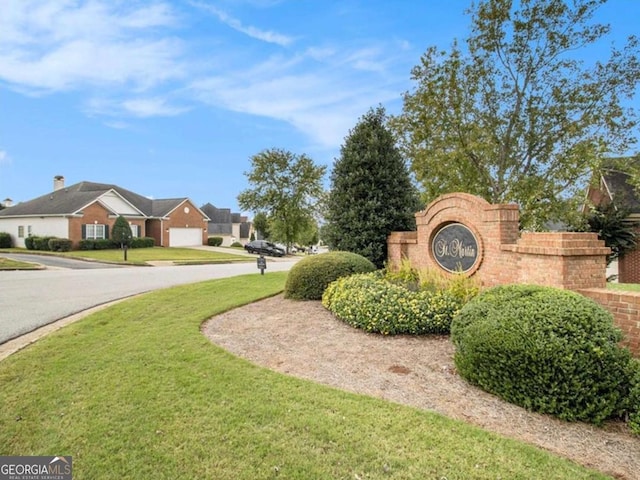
[{"left": 388, "top": 192, "right": 640, "bottom": 356}]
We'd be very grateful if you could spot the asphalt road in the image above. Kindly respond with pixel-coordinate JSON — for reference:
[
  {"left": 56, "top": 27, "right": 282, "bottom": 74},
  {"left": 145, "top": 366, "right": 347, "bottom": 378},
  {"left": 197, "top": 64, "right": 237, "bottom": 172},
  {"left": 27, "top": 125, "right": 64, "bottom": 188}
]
[{"left": 0, "top": 260, "right": 296, "bottom": 344}]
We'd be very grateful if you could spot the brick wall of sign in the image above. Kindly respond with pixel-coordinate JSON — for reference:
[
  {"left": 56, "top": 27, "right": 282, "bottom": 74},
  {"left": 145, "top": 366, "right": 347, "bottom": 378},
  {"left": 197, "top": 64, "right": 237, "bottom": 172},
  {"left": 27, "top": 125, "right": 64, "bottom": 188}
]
[
  {"left": 388, "top": 193, "right": 639, "bottom": 356},
  {"left": 578, "top": 288, "right": 640, "bottom": 354}
]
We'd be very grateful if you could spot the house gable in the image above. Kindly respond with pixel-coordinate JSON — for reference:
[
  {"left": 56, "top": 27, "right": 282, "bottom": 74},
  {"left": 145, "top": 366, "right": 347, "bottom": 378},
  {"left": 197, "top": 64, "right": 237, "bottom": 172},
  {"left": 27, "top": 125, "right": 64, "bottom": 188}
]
[{"left": 93, "top": 190, "right": 147, "bottom": 217}]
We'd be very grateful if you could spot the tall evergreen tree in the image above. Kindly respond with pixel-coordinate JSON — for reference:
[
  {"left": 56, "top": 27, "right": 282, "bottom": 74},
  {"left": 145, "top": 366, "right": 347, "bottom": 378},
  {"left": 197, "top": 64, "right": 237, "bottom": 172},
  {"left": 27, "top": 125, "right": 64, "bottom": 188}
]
[{"left": 325, "top": 106, "right": 420, "bottom": 268}]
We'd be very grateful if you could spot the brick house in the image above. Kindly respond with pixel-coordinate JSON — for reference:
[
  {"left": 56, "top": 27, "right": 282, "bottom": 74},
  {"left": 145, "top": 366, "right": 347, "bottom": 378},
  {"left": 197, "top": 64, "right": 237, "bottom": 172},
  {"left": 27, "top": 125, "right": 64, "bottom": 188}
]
[
  {"left": 585, "top": 163, "right": 640, "bottom": 283},
  {"left": 0, "top": 176, "right": 209, "bottom": 248}
]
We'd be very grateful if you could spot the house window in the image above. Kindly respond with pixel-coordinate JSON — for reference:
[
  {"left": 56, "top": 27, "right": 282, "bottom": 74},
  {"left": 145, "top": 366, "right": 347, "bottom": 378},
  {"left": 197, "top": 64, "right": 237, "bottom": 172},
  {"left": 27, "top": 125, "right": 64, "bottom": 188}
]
[
  {"left": 85, "top": 224, "right": 106, "bottom": 239},
  {"left": 27, "top": 225, "right": 32, "bottom": 236},
  {"left": 130, "top": 224, "right": 140, "bottom": 238},
  {"left": 18, "top": 226, "right": 24, "bottom": 238}
]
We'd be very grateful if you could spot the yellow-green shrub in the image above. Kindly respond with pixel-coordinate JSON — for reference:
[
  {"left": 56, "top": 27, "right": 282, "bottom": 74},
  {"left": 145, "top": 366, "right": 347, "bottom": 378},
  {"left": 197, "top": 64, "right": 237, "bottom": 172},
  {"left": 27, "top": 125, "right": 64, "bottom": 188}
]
[
  {"left": 385, "top": 259, "right": 480, "bottom": 302},
  {"left": 323, "top": 273, "right": 462, "bottom": 335}
]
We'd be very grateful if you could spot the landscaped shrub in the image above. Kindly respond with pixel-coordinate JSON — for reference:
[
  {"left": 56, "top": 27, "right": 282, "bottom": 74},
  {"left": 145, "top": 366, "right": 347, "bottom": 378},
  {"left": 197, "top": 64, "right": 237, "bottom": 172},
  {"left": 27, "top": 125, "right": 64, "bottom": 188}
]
[
  {"left": 24, "top": 236, "right": 35, "bottom": 250},
  {"left": 130, "top": 237, "right": 155, "bottom": 248},
  {"left": 230, "top": 241, "right": 243, "bottom": 248},
  {"left": 629, "top": 360, "right": 640, "bottom": 435},
  {"left": 78, "top": 239, "right": 94, "bottom": 250},
  {"left": 323, "top": 272, "right": 462, "bottom": 334},
  {"left": 284, "top": 251, "right": 376, "bottom": 300},
  {"left": 32, "top": 236, "right": 56, "bottom": 251},
  {"left": 79, "top": 239, "right": 117, "bottom": 250},
  {"left": 94, "top": 239, "right": 116, "bottom": 250},
  {"left": 0, "top": 232, "right": 12, "bottom": 248},
  {"left": 384, "top": 259, "right": 480, "bottom": 303},
  {"left": 48, "top": 238, "right": 72, "bottom": 252},
  {"left": 208, "top": 237, "right": 223, "bottom": 247},
  {"left": 451, "top": 284, "right": 634, "bottom": 424}
]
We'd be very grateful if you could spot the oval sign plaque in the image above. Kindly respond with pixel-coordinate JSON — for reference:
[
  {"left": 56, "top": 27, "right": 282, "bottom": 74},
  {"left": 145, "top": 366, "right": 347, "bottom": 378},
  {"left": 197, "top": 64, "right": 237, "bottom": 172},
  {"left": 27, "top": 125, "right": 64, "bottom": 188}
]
[{"left": 431, "top": 223, "right": 479, "bottom": 273}]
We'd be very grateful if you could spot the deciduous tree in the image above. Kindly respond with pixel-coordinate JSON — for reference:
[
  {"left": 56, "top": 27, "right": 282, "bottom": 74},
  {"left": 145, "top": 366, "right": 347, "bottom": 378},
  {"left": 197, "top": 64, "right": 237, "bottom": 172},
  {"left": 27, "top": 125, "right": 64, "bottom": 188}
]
[
  {"left": 391, "top": 0, "right": 639, "bottom": 229},
  {"left": 252, "top": 212, "right": 270, "bottom": 240},
  {"left": 238, "top": 148, "right": 326, "bottom": 253}
]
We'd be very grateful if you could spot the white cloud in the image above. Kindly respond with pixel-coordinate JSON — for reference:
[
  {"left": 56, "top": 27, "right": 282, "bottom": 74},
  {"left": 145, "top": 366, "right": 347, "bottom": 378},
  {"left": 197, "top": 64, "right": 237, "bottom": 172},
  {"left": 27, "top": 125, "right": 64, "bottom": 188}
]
[
  {"left": 189, "top": 1, "right": 293, "bottom": 46},
  {"left": 1, "top": 38, "right": 185, "bottom": 94},
  {"left": 0, "top": 150, "right": 9, "bottom": 165},
  {"left": 85, "top": 96, "right": 188, "bottom": 119},
  {"left": 103, "top": 121, "right": 130, "bottom": 130},
  {"left": 0, "top": 0, "right": 413, "bottom": 148},
  {"left": 189, "top": 47, "right": 403, "bottom": 148},
  {"left": 0, "top": 1, "right": 185, "bottom": 94},
  {"left": 122, "top": 98, "right": 189, "bottom": 118}
]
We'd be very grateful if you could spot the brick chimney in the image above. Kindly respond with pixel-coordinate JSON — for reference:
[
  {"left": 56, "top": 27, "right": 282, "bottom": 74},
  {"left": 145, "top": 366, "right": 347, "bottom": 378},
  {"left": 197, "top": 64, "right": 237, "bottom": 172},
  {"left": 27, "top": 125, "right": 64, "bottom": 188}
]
[{"left": 53, "top": 175, "right": 65, "bottom": 191}]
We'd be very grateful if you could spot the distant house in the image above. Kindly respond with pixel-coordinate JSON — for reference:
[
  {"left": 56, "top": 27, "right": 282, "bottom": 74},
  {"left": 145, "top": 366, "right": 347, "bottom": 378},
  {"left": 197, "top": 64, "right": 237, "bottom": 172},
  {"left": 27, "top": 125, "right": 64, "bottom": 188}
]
[
  {"left": 585, "top": 160, "right": 640, "bottom": 282},
  {"left": 200, "top": 203, "right": 253, "bottom": 246},
  {"left": 0, "top": 176, "right": 209, "bottom": 248}
]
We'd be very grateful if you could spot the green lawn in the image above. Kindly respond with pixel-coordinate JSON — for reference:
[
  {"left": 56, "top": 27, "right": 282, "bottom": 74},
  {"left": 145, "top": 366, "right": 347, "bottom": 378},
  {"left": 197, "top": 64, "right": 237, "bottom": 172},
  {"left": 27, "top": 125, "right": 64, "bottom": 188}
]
[
  {"left": 608, "top": 282, "right": 640, "bottom": 292},
  {"left": 0, "top": 247, "right": 252, "bottom": 265},
  {"left": 0, "top": 273, "right": 610, "bottom": 479},
  {"left": 0, "top": 257, "right": 41, "bottom": 270}
]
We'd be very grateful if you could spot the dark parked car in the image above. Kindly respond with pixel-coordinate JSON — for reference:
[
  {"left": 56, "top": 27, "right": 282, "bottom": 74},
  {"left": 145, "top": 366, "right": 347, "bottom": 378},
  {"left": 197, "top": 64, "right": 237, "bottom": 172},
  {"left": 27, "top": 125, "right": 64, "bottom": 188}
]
[{"left": 244, "top": 240, "right": 285, "bottom": 257}]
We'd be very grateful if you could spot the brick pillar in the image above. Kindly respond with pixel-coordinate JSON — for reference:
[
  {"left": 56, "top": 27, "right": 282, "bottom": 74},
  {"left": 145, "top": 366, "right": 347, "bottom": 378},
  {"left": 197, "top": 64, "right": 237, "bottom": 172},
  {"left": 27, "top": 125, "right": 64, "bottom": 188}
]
[
  {"left": 618, "top": 234, "right": 640, "bottom": 283},
  {"left": 512, "top": 232, "right": 610, "bottom": 290}
]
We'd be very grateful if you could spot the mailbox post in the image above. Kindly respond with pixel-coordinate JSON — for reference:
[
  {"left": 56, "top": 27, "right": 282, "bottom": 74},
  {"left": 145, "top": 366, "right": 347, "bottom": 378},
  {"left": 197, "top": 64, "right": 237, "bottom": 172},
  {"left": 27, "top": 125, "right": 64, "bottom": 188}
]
[{"left": 257, "top": 254, "right": 267, "bottom": 275}]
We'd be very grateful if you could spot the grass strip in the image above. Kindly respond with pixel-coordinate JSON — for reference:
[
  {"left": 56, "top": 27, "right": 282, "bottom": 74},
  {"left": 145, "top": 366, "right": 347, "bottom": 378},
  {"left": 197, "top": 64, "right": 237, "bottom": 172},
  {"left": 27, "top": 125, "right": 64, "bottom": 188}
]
[
  {"left": 0, "top": 272, "right": 610, "bottom": 479},
  {"left": 608, "top": 282, "right": 640, "bottom": 292},
  {"left": 0, "top": 247, "right": 252, "bottom": 264},
  {"left": 0, "top": 257, "right": 41, "bottom": 270}
]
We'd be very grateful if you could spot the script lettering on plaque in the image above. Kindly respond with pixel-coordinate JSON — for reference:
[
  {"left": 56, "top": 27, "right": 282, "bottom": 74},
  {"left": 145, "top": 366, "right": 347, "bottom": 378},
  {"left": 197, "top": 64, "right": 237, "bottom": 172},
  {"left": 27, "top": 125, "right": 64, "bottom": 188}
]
[{"left": 431, "top": 223, "right": 479, "bottom": 272}]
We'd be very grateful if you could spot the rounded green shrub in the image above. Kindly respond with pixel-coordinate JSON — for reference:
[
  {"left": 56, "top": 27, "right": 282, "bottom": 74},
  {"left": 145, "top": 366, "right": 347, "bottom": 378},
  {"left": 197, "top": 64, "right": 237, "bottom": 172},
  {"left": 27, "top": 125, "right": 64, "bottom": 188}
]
[
  {"left": 323, "top": 272, "right": 462, "bottom": 334},
  {"left": 230, "top": 241, "right": 243, "bottom": 248},
  {"left": 0, "top": 232, "right": 12, "bottom": 248},
  {"left": 130, "top": 237, "right": 155, "bottom": 248},
  {"left": 284, "top": 251, "right": 376, "bottom": 300},
  {"left": 451, "top": 284, "right": 633, "bottom": 424},
  {"left": 33, "top": 236, "right": 55, "bottom": 251},
  {"left": 48, "top": 238, "right": 72, "bottom": 252},
  {"left": 24, "top": 236, "right": 35, "bottom": 250},
  {"left": 629, "top": 360, "right": 640, "bottom": 435},
  {"left": 208, "top": 237, "right": 223, "bottom": 247}
]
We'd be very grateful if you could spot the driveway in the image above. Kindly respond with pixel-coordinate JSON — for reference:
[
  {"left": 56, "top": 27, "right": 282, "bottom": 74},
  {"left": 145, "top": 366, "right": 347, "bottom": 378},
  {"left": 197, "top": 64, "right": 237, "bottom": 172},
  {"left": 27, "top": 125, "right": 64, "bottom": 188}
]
[{"left": 0, "top": 260, "right": 297, "bottom": 345}]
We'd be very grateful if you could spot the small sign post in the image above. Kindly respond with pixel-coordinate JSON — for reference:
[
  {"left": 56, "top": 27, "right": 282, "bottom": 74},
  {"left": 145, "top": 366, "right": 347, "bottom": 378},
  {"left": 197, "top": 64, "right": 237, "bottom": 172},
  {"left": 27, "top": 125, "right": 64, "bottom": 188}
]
[{"left": 257, "top": 254, "right": 267, "bottom": 275}]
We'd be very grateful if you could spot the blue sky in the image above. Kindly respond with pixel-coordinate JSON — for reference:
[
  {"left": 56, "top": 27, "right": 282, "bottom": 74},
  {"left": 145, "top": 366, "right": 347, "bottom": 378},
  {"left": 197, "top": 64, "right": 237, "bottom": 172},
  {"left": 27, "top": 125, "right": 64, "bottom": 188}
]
[{"left": 1, "top": 0, "right": 638, "bottom": 215}]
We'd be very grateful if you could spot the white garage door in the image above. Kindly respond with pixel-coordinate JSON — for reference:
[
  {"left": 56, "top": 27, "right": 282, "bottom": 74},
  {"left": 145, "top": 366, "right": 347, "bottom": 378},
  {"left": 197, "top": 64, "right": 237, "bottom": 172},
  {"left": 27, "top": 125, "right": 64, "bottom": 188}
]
[{"left": 169, "top": 228, "right": 203, "bottom": 247}]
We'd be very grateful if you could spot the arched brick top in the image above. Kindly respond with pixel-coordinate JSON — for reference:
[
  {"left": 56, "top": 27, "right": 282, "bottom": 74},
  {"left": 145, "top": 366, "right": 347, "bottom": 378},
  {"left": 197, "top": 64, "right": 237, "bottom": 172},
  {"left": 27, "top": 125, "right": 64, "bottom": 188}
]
[{"left": 416, "top": 192, "right": 491, "bottom": 226}]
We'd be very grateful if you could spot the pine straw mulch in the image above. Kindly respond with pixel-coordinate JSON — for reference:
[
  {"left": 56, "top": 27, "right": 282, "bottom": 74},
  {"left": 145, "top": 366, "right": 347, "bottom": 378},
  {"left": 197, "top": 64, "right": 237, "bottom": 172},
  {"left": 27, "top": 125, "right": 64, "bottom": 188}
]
[{"left": 201, "top": 295, "right": 640, "bottom": 480}]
